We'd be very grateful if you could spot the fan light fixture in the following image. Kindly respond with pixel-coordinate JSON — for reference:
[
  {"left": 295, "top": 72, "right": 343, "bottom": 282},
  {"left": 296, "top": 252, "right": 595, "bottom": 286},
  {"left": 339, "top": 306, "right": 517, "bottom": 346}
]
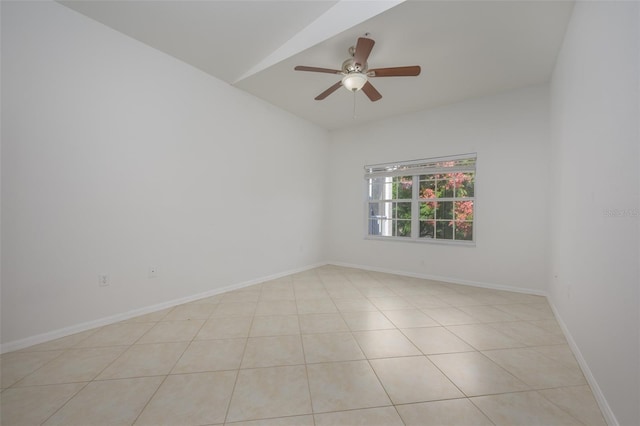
[{"left": 342, "top": 73, "right": 367, "bottom": 92}]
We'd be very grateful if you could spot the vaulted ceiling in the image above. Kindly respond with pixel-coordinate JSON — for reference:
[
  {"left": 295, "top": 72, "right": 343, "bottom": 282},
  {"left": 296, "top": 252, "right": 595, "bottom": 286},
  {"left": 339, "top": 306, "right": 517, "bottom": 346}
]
[{"left": 59, "top": 0, "right": 575, "bottom": 130}]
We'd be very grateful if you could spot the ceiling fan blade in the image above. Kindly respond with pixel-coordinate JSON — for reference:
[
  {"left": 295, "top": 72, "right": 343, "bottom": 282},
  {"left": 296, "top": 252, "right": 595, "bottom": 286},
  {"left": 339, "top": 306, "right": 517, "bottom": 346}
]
[
  {"left": 368, "top": 66, "right": 421, "bottom": 77},
  {"left": 315, "top": 81, "right": 343, "bottom": 100},
  {"left": 353, "top": 37, "right": 375, "bottom": 67},
  {"left": 361, "top": 81, "right": 382, "bottom": 102},
  {"left": 295, "top": 66, "right": 342, "bottom": 74}
]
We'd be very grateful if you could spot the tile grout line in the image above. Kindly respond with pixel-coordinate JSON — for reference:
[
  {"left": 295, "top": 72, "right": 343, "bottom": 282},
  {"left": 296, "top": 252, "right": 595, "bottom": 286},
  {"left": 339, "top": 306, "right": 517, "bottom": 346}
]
[
  {"left": 333, "top": 278, "right": 404, "bottom": 422},
  {"left": 4, "top": 350, "right": 69, "bottom": 390},
  {"left": 221, "top": 294, "right": 259, "bottom": 424},
  {"left": 129, "top": 310, "right": 208, "bottom": 426},
  {"left": 344, "top": 275, "right": 409, "bottom": 425},
  {"left": 28, "top": 323, "right": 159, "bottom": 423},
  {"left": 37, "top": 381, "right": 92, "bottom": 425},
  {"left": 295, "top": 286, "right": 318, "bottom": 426},
  {"left": 534, "top": 386, "right": 603, "bottom": 426}
]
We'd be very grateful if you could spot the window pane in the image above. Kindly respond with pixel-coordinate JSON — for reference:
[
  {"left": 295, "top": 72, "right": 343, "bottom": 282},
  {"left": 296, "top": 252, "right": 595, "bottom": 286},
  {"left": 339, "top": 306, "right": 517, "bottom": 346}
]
[
  {"left": 436, "top": 221, "right": 454, "bottom": 239},
  {"left": 368, "top": 202, "right": 379, "bottom": 217},
  {"left": 455, "top": 172, "right": 475, "bottom": 197},
  {"left": 455, "top": 222, "right": 473, "bottom": 240},
  {"left": 437, "top": 201, "right": 453, "bottom": 220},
  {"left": 369, "top": 218, "right": 380, "bottom": 235},
  {"left": 380, "top": 202, "right": 392, "bottom": 219},
  {"left": 368, "top": 203, "right": 382, "bottom": 235},
  {"left": 419, "top": 201, "right": 437, "bottom": 219},
  {"left": 368, "top": 177, "right": 382, "bottom": 201},
  {"left": 393, "top": 220, "right": 411, "bottom": 237},
  {"left": 453, "top": 201, "right": 474, "bottom": 240},
  {"left": 368, "top": 177, "right": 394, "bottom": 201},
  {"left": 378, "top": 219, "right": 392, "bottom": 237},
  {"left": 454, "top": 200, "right": 474, "bottom": 222},
  {"left": 393, "top": 176, "right": 413, "bottom": 199},
  {"left": 438, "top": 175, "right": 455, "bottom": 198},
  {"left": 419, "top": 176, "right": 436, "bottom": 199},
  {"left": 393, "top": 202, "right": 412, "bottom": 220},
  {"left": 419, "top": 220, "right": 435, "bottom": 238}
]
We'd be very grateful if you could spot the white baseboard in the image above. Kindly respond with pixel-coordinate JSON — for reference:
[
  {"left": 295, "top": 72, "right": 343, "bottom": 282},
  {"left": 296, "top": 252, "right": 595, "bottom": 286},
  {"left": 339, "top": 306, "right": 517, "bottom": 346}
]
[
  {"left": 2, "top": 260, "right": 618, "bottom": 426},
  {"left": 333, "top": 260, "right": 617, "bottom": 424},
  {"left": 0, "top": 262, "right": 325, "bottom": 354},
  {"left": 547, "top": 300, "right": 618, "bottom": 426},
  {"left": 326, "top": 260, "right": 547, "bottom": 297}
]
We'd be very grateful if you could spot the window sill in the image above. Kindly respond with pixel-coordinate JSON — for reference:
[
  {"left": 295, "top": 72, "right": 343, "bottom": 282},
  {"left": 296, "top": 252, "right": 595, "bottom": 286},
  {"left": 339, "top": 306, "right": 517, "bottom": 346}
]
[{"left": 364, "top": 236, "right": 476, "bottom": 247}]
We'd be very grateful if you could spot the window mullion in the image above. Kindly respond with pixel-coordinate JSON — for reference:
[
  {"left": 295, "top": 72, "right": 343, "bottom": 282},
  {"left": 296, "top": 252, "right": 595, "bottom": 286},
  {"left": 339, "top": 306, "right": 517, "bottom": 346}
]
[{"left": 411, "top": 175, "right": 419, "bottom": 239}]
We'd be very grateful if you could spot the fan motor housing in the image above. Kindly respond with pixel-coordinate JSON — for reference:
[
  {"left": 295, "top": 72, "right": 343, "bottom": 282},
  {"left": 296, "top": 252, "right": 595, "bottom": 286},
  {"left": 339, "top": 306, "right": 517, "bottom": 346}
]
[{"left": 342, "top": 58, "right": 367, "bottom": 74}]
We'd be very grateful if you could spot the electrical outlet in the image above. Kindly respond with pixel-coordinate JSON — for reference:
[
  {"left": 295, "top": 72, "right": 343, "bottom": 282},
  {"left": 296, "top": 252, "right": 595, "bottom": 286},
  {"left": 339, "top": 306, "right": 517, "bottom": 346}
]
[
  {"left": 148, "top": 267, "right": 158, "bottom": 278},
  {"left": 98, "top": 274, "right": 109, "bottom": 287}
]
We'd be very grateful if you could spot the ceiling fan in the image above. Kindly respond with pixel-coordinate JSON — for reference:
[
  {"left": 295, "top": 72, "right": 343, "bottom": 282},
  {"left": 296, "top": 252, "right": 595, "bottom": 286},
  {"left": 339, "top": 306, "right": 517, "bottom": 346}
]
[{"left": 294, "top": 36, "right": 420, "bottom": 102}]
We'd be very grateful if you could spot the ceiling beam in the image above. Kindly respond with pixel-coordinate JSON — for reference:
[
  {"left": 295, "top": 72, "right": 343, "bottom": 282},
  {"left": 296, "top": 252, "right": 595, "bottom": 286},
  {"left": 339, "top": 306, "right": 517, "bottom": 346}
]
[{"left": 232, "top": 0, "right": 405, "bottom": 84}]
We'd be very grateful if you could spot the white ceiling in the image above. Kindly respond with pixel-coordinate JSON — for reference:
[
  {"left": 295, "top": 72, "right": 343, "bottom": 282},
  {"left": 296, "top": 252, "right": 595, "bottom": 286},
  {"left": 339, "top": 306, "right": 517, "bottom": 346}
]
[{"left": 59, "top": 0, "right": 575, "bottom": 130}]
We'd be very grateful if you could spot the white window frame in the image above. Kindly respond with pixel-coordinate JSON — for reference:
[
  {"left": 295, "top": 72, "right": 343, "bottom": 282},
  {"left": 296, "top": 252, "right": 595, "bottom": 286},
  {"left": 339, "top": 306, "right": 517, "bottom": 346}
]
[{"left": 364, "top": 153, "right": 476, "bottom": 245}]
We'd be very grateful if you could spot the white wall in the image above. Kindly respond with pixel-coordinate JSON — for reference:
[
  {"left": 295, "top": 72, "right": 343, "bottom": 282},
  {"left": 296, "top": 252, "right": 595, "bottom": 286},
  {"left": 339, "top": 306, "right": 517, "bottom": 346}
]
[
  {"left": 327, "top": 85, "right": 550, "bottom": 294},
  {"left": 549, "top": 2, "right": 639, "bottom": 425},
  {"left": 1, "top": 1, "right": 328, "bottom": 347}
]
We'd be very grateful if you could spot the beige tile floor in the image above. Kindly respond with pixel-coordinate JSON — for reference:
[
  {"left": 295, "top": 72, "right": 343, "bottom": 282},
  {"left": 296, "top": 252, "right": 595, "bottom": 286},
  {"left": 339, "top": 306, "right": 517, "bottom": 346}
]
[{"left": 1, "top": 266, "right": 607, "bottom": 425}]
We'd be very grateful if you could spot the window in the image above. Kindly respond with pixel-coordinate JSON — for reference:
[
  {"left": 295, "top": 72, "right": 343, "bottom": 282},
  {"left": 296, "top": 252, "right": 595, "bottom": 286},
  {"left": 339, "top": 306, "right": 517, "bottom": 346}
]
[{"left": 365, "top": 154, "right": 476, "bottom": 243}]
